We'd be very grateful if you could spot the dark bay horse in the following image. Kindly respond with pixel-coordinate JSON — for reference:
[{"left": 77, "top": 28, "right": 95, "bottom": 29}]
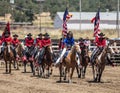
[
  {"left": 34, "top": 45, "right": 53, "bottom": 78},
  {"left": 76, "top": 47, "right": 89, "bottom": 78},
  {"left": 3, "top": 42, "right": 15, "bottom": 73},
  {"left": 92, "top": 46, "right": 113, "bottom": 82},
  {"left": 22, "top": 44, "right": 35, "bottom": 73},
  {"left": 59, "top": 43, "right": 81, "bottom": 83}
]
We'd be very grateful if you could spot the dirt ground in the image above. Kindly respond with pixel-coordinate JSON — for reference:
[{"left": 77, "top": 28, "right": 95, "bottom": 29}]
[{"left": 0, "top": 64, "right": 120, "bottom": 93}]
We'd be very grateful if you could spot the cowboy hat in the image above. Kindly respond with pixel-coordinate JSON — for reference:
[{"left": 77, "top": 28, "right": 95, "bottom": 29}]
[
  {"left": 27, "top": 33, "right": 32, "bottom": 36},
  {"left": 98, "top": 32, "right": 105, "bottom": 36},
  {"left": 13, "top": 34, "right": 18, "bottom": 37},
  {"left": 43, "top": 33, "right": 49, "bottom": 37},
  {"left": 38, "top": 33, "right": 42, "bottom": 36}
]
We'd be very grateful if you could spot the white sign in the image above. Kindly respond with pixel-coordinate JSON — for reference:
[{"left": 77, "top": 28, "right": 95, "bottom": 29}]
[{"left": 10, "top": 0, "right": 14, "bottom": 4}]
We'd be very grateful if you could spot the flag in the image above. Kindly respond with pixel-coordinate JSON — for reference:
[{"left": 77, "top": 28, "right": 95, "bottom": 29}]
[
  {"left": 62, "top": 8, "right": 72, "bottom": 36},
  {"left": 2, "top": 22, "right": 11, "bottom": 37},
  {"left": 91, "top": 8, "right": 100, "bottom": 37}
]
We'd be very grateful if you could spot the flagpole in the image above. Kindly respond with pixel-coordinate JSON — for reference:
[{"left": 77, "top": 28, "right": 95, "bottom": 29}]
[
  {"left": 117, "top": 0, "right": 120, "bottom": 38},
  {"left": 79, "top": 0, "right": 81, "bottom": 31}
]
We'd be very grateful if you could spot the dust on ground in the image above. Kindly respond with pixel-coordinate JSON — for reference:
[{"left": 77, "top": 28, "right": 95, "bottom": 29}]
[{"left": 0, "top": 64, "right": 120, "bottom": 93}]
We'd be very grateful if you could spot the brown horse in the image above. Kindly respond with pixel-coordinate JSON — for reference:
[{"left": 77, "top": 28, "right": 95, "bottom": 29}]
[
  {"left": 15, "top": 43, "right": 24, "bottom": 69},
  {"left": 76, "top": 48, "right": 89, "bottom": 78},
  {"left": 92, "top": 46, "right": 113, "bottom": 82},
  {"left": 59, "top": 43, "right": 81, "bottom": 83},
  {"left": 16, "top": 43, "right": 24, "bottom": 60},
  {"left": 3, "top": 42, "right": 15, "bottom": 73},
  {"left": 34, "top": 45, "right": 53, "bottom": 78}
]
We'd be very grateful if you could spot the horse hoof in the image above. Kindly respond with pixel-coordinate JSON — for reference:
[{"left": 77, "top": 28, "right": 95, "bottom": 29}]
[
  {"left": 64, "top": 78, "right": 66, "bottom": 81},
  {"left": 68, "top": 80, "right": 72, "bottom": 83},
  {"left": 78, "top": 75, "right": 81, "bottom": 78}
]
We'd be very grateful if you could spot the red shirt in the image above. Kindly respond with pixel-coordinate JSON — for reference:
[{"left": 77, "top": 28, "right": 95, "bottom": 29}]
[
  {"left": 95, "top": 36, "right": 106, "bottom": 47},
  {"left": 0, "top": 39, "right": 2, "bottom": 45},
  {"left": 12, "top": 38, "right": 20, "bottom": 46},
  {"left": 42, "top": 38, "right": 51, "bottom": 47},
  {"left": 25, "top": 37, "right": 34, "bottom": 47},
  {"left": 35, "top": 38, "right": 43, "bottom": 48},
  {"left": 2, "top": 36, "right": 12, "bottom": 43}
]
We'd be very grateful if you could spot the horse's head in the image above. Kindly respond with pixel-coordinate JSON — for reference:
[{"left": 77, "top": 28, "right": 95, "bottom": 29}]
[
  {"left": 71, "top": 42, "right": 81, "bottom": 55},
  {"left": 106, "top": 45, "right": 115, "bottom": 55},
  {"left": 6, "top": 42, "right": 11, "bottom": 45},
  {"left": 45, "top": 45, "right": 53, "bottom": 54},
  {"left": 83, "top": 48, "right": 89, "bottom": 56}
]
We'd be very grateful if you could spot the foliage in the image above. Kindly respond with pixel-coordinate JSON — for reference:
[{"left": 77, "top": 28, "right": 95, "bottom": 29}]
[{"left": 0, "top": 0, "right": 118, "bottom": 22}]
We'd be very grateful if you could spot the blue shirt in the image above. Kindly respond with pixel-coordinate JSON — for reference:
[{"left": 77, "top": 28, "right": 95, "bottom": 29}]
[{"left": 64, "top": 37, "right": 74, "bottom": 47}]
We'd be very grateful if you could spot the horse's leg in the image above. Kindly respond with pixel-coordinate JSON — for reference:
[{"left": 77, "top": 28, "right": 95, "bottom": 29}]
[
  {"left": 59, "top": 63, "right": 62, "bottom": 82},
  {"left": 68, "top": 68, "right": 71, "bottom": 83},
  {"left": 50, "top": 64, "right": 53, "bottom": 75},
  {"left": 5, "top": 61, "right": 8, "bottom": 73},
  {"left": 16, "top": 60, "right": 19, "bottom": 70},
  {"left": 98, "top": 65, "right": 105, "bottom": 82},
  {"left": 9, "top": 61, "right": 11, "bottom": 73},
  {"left": 64, "top": 67, "right": 67, "bottom": 81},
  {"left": 13, "top": 60, "right": 16, "bottom": 69},
  {"left": 30, "top": 61, "right": 34, "bottom": 73},
  {"left": 82, "top": 66, "right": 85, "bottom": 79},
  {"left": 47, "top": 65, "right": 50, "bottom": 77},
  {"left": 23, "top": 61, "right": 27, "bottom": 72},
  {"left": 69, "top": 67, "right": 75, "bottom": 83},
  {"left": 83, "top": 66, "right": 87, "bottom": 78},
  {"left": 92, "top": 64, "right": 96, "bottom": 81},
  {"left": 96, "top": 66, "right": 100, "bottom": 82},
  {"left": 76, "top": 65, "right": 80, "bottom": 78}
]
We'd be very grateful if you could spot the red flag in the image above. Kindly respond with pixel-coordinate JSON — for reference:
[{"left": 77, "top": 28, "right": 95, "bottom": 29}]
[{"left": 2, "top": 22, "right": 11, "bottom": 37}]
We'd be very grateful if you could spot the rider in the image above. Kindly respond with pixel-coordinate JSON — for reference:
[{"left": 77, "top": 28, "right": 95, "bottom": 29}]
[
  {"left": 23, "top": 33, "right": 34, "bottom": 60},
  {"left": 55, "top": 31, "right": 74, "bottom": 65},
  {"left": 79, "top": 38, "right": 86, "bottom": 50},
  {"left": 58, "top": 35, "right": 66, "bottom": 51},
  {"left": 37, "top": 33, "right": 51, "bottom": 64},
  {"left": 84, "top": 37, "right": 91, "bottom": 51},
  {"left": 91, "top": 32, "right": 106, "bottom": 64},
  {"left": 35, "top": 33, "right": 43, "bottom": 48},
  {"left": 12, "top": 34, "right": 20, "bottom": 59},
  {"left": 34, "top": 33, "right": 43, "bottom": 59},
  {"left": 0, "top": 30, "right": 13, "bottom": 56}
]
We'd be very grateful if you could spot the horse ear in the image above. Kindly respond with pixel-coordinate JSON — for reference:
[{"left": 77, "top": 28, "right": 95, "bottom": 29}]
[{"left": 75, "top": 42, "right": 79, "bottom": 45}]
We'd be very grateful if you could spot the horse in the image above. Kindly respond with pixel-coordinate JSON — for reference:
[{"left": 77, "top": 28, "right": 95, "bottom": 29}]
[
  {"left": 3, "top": 42, "right": 15, "bottom": 73},
  {"left": 34, "top": 45, "right": 54, "bottom": 78},
  {"left": 76, "top": 47, "right": 89, "bottom": 78},
  {"left": 22, "top": 44, "right": 35, "bottom": 73},
  {"left": 59, "top": 43, "right": 81, "bottom": 83},
  {"left": 92, "top": 46, "right": 113, "bottom": 82},
  {"left": 12, "top": 43, "right": 24, "bottom": 70},
  {"left": 16, "top": 42, "right": 24, "bottom": 61}
]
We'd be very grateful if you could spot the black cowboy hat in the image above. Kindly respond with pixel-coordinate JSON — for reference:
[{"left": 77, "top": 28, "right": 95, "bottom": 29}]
[
  {"left": 98, "top": 32, "right": 105, "bottom": 36},
  {"left": 27, "top": 33, "right": 32, "bottom": 36},
  {"left": 13, "top": 34, "right": 18, "bottom": 37},
  {"left": 38, "top": 33, "right": 42, "bottom": 36},
  {"left": 43, "top": 33, "right": 49, "bottom": 37},
  {"left": 79, "top": 37, "right": 83, "bottom": 41}
]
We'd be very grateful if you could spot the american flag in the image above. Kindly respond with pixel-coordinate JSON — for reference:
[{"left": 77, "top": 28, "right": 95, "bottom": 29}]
[
  {"left": 91, "top": 8, "right": 100, "bottom": 37},
  {"left": 62, "top": 8, "right": 72, "bottom": 36}
]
